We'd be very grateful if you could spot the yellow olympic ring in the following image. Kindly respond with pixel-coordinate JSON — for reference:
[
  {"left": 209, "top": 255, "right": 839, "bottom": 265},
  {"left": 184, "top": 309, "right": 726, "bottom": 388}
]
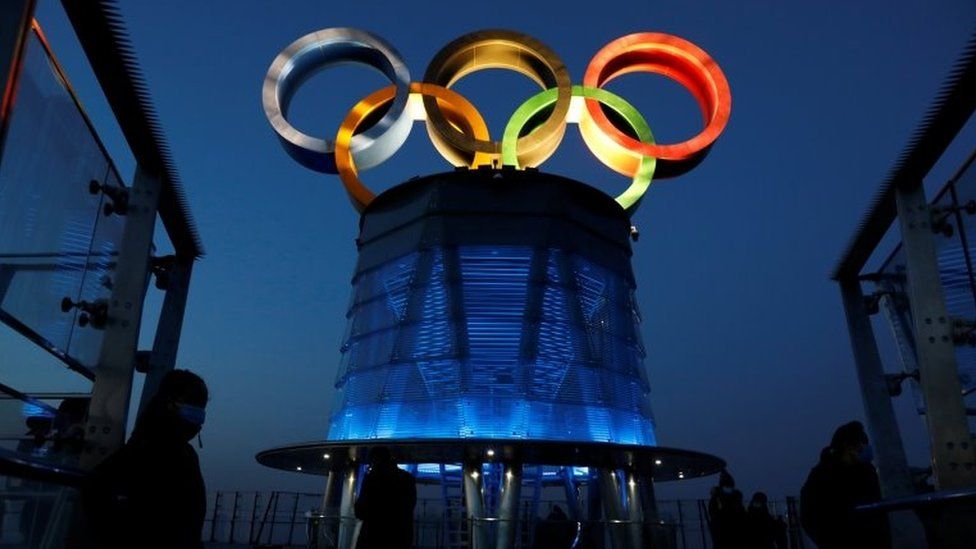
[{"left": 335, "top": 83, "right": 493, "bottom": 212}]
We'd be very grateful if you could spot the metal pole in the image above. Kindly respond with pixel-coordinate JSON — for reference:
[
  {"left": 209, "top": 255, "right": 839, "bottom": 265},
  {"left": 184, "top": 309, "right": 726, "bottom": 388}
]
[
  {"left": 138, "top": 256, "right": 193, "bottom": 416},
  {"left": 597, "top": 469, "right": 628, "bottom": 549},
  {"left": 895, "top": 180, "right": 976, "bottom": 546},
  {"left": 320, "top": 469, "right": 338, "bottom": 513},
  {"left": 268, "top": 490, "right": 280, "bottom": 543},
  {"left": 337, "top": 465, "right": 360, "bottom": 549},
  {"left": 676, "top": 500, "right": 687, "bottom": 549},
  {"left": 463, "top": 462, "right": 489, "bottom": 549},
  {"left": 697, "top": 500, "right": 708, "bottom": 549},
  {"left": 81, "top": 166, "right": 160, "bottom": 469},
  {"left": 229, "top": 492, "right": 240, "bottom": 543},
  {"left": 623, "top": 470, "right": 644, "bottom": 549},
  {"left": 637, "top": 475, "right": 659, "bottom": 547},
  {"left": 0, "top": 0, "right": 35, "bottom": 167},
  {"left": 209, "top": 491, "right": 221, "bottom": 542},
  {"left": 839, "top": 278, "right": 926, "bottom": 547},
  {"left": 288, "top": 492, "right": 300, "bottom": 546},
  {"left": 496, "top": 462, "right": 522, "bottom": 549},
  {"left": 250, "top": 492, "right": 261, "bottom": 544}
]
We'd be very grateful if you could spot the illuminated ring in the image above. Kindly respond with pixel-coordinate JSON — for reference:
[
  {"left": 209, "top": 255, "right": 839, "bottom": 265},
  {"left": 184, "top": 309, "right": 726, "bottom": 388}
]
[
  {"left": 422, "top": 30, "right": 572, "bottom": 168},
  {"left": 336, "top": 83, "right": 493, "bottom": 212},
  {"left": 503, "top": 85, "right": 655, "bottom": 213},
  {"left": 262, "top": 28, "right": 412, "bottom": 173},
  {"left": 582, "top": 33, "right": 731, "bottom": 176}
]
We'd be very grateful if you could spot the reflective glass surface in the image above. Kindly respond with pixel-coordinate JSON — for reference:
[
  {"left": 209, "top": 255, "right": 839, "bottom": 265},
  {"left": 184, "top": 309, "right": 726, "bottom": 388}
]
[
  {"left": 329, "top": 245, "right": 656, "bottom": 445},
  {"left": 0, "top": 31, "right": 125, "bottom": 370}
]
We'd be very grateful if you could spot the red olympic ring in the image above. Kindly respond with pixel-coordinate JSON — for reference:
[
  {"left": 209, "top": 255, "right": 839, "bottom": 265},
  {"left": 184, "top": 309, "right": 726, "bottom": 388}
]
[{"left": 582, "top": 33, "right": 731, "bottom": 177}]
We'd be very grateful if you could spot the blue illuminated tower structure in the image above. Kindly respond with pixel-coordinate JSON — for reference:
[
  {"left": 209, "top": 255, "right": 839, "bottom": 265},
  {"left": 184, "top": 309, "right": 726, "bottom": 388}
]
[
  {"left": 328, "top": 169, "right": 656, "bottom": 446},
  {"left": 258, "top": 169, "right": 724, "bottom": 549}
]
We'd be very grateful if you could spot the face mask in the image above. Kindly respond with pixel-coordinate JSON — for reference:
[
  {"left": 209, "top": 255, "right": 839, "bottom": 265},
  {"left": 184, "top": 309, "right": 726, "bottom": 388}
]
[
  {"left": 858, "top": 444, "right": 874, "bottom": 463},
  {"left": 175, "top": 404, "right": 206, "bottom": 427}
]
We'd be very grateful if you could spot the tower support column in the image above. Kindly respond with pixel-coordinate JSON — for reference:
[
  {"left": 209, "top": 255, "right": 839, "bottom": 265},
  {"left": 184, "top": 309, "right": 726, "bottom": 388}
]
[
  {"left": 624, "top": 469, "right": 645, "bottom": 548},
  {"left": 496, "top": 462, "right": 522, "bottom": 549},
  {"left": 463, "top": 462, "right": 490, "bottom": 549},
  {"left": 598, "top": 468, "right": 628, "bottom": 549},
  {"left": 337, "top": 465, "right": 360, "bottom": 549}
]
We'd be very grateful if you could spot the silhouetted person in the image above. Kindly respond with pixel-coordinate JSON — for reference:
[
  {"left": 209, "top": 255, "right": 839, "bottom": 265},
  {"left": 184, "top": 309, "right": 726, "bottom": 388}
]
[
  {"left": 745, "top": 492, "right": 777, "bottom": 549},
  {"left": 79, "top": 370, "right": 208, "bottom": 549},
  {"left": 51, "top": 397, "right": 89, "bottom": 459},
  {"left": 354, "top": 447, "right": 416, "bottom": 549},
  {"left": 533, "top": 504, "right": 576, "bottom": 548},
  {"left": 708, "top": 469, "right": 746, "bottom": 548},
  {"left": 800, "top": 421, "right": 891, "bottom": 549}
]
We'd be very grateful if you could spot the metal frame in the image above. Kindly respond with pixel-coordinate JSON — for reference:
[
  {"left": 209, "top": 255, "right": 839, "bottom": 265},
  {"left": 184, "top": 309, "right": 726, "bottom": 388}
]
[
  {"left": 0, "top": 0, "right": 203, "bottom": 480},
  {"left": 894, "top": 180, "right": 976, "bottom": 488},
  {"left": 80, "top": 167, "right": 160, "bottom": 468},
  {"left": 833, "top": 33, "right": 976, "bottom": 548}
]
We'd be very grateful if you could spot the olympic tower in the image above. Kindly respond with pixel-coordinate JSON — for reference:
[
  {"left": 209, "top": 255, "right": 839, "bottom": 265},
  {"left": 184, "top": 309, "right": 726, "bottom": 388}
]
[{"left": 258, "top": 28, "right": 731, "bottom": 549}]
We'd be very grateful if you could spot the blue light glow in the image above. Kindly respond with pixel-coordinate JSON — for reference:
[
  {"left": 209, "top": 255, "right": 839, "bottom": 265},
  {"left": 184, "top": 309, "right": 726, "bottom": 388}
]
[{"left": 328, "top": 245, "right": 656, "bottom": 445}]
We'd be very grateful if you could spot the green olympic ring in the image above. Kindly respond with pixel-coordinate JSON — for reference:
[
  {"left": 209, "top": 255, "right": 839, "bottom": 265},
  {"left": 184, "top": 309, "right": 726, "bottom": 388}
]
[{"left": 502, "top": 85, "right": 656, "bottom": 213}]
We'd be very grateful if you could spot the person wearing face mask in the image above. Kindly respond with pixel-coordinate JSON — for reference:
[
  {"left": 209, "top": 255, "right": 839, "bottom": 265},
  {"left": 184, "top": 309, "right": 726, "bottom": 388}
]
[
  {"left": 707, "top": 469, "right": 746, "bottom": 548},
  {"left": 76, "top": 369, "right": 208, "bottom": 549},
  {"left": 800, "top": 421, "right": 891, "bottom": 549}
]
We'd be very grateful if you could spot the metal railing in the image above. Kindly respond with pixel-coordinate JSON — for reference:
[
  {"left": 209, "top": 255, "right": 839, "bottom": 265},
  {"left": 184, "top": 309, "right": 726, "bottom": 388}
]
[{"left": 203, "top": 491, "right": 808, "bottom": 548}]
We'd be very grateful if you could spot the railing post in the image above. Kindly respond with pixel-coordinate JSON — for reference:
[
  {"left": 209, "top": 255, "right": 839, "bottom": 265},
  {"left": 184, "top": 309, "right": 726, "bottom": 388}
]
[
  {"left": 895, "top": 180, "right": 976, "bottom": 487},
  {"left": 209, "top": 491, "right": 221, "bottom": 542},
  {"left": 81, "top": 166, "right": 160, "bottom": 469},
  {"left": 287, "top": 492, "right": 300, "bottom": 546},
  {"left": 229, "top": 491, "right": 240, "bottom": 543},
  {"left": 250, "top": 492, "right": 262, "bottom": 544},
  {"left": 138, "top": 255, "right": 193, "bottom": 416},
  {"left": 895, "top": 179, "right": 976, "bottom": 546},
  {"left": 839, "top": 277, "right": 926, "bottom": 546}
]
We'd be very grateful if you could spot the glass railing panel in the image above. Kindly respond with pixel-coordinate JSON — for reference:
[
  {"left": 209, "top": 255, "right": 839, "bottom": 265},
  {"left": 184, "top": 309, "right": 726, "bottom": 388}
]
[
  {"left": 0, "top": 29, "right": 123, "bottom": 372},
  {"left": 66, "top": 168, "right": 127, "bottom": 369}
]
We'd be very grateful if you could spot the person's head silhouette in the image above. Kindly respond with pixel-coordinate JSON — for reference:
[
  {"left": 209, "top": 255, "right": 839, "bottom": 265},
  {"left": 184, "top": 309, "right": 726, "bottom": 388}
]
[
  {"left": 830, "top": 421, "right": 871, "bottom": 464},
  {"left": 369, "top": 446, "right": 395, "bottom": 470},
  {"left": 140, "top": 369, "right": 208, "bottom": 443}
]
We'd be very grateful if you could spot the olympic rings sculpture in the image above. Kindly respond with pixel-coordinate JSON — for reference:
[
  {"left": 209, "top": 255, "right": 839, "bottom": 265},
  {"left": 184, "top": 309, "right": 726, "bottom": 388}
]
[{"left": 263, "top": 28, "right": 730, "bottom": 214}]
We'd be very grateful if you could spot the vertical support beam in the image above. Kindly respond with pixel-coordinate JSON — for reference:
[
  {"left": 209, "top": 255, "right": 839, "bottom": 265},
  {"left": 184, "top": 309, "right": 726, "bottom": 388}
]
[
  {"left": 623, "top": 470, "right": 645, "bottom": 549},
  {"left": 81, "top": 166, "right": 159, "bottom": 469},
  {"left": 138, "top": 256, "right": 193, "bottom": 416},
  {"left": 320, "top": 469, "right": 339, "bottom": 514},
  {"left": 337, "top": 465, "right": 360, "bottom": 549},
  {"left": 597, "top": 469, "right": 628, "bottom": 549},
  {"left": 895, "top": 182, "right": 976, "bottom": 488},
  {"left": 0, "top": 0, "right": 35, "bottom": 165},
  {"left": 638, "top": 474, "right": 660, "bottom": 546},
  {"left": 839, "top": 278, "right": 916, "bottom": 496},
  {"left": 495, "top": 462, "right": 522, "bottom": 549},
  {"left": 840, "top": 278, "right": 927, "bottom": 548},
  {"left": 463, "top": 462, "right": 489, "bottom": 549}
]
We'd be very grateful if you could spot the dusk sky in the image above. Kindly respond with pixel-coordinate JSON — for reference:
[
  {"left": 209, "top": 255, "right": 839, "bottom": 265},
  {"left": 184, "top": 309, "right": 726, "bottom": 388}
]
[{"left": 4, "top": 0, "right": 976, "bottom": 501}]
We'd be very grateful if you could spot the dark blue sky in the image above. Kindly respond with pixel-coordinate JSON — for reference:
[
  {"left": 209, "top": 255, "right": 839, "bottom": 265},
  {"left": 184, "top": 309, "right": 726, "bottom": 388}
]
[{"left": 8, "top": 0, "right": 975, "bottom": 499}]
